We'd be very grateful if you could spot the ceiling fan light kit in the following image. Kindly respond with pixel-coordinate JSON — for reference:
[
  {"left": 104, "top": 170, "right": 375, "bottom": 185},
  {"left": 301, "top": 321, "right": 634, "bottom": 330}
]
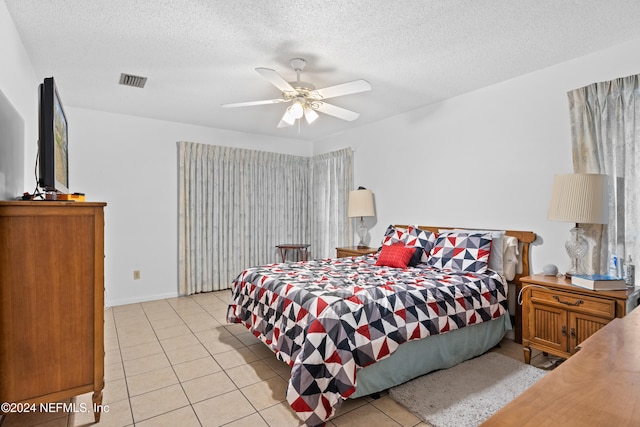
[
  {"left": 289, "top": 100, "right": 304, "bottom": 118},
  {"left": 304, "top": 107, "right": 319, "bottom": 124},
  {"left": 278, "top": 111, "right": 296, "bottom": 127},
  {"left": 222, "top": 58, "right": 371, "bottom": 128}
]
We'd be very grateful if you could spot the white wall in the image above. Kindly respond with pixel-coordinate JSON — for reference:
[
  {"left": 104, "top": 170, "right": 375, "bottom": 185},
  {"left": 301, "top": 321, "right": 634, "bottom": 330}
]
[
  {"left": 5, "top": 0, "right": 640, "bottom": 302},
  {"left": 315, "top": 37, "right": 640, "bottom": 275},
  {"left": 66, "top": 108, "right": 312, "bottom": 306},
  {"left": 2, "top": 1, "right": 314, "bottom": 307},
  {"left": 0, "top": 1, "right": 38, "bottom": 197}
]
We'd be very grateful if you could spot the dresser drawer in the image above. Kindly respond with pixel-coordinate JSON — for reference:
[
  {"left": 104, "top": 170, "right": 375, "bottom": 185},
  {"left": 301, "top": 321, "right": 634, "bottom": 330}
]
[{"left": 530, "top": 288, "right": 616, "bottom": 319}]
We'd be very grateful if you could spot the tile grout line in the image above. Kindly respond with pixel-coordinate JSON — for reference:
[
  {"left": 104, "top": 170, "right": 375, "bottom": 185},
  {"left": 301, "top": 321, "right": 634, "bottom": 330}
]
[
  {"left": 136, "top": 300, "right": 201, "bottom": 426},
  {"left": 188, "top": 294, "right": 275, "bottom": 427}
]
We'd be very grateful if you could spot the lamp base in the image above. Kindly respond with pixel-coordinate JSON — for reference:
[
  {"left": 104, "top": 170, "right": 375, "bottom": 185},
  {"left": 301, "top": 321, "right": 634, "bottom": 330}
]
[
  {"left": 565, "top": 226, "right": 588, "bottom": 277},
  {"left": 357, "top": 217, "right": 368, "bottom": 248}
]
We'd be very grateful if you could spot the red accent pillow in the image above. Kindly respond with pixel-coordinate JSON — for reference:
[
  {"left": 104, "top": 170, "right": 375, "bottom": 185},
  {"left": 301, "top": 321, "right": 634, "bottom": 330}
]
[{"left": 375, "top": 243, "right": 415, "bottom": 268}]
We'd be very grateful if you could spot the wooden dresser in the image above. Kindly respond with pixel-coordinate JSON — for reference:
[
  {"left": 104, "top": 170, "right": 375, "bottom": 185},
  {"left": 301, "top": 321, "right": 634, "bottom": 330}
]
[
  {"left": 481, "top": 301, "right": 640, "bottom": 426},
  {"left": 0, "top": 201, "right": 106, "bottom": 422}
]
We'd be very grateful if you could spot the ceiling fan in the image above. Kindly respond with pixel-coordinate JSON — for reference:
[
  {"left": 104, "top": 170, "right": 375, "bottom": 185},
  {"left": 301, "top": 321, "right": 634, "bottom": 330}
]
[{"left": 221, "top": 58, "right": 371, "bottom": 128}]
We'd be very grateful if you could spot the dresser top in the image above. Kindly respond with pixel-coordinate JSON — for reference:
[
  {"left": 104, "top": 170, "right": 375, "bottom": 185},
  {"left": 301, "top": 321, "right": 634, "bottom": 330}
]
[{"left": 0, "top": 201, "right": 106, "bottom": 207}]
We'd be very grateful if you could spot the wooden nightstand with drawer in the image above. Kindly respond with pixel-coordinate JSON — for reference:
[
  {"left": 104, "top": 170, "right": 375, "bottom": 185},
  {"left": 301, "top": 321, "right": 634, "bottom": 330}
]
[
  {"left": 335, "top": 246, "right": 378, "bottom": 258},
  {"left": 521, "top": 274, "right": 639, "bottom": 364}
]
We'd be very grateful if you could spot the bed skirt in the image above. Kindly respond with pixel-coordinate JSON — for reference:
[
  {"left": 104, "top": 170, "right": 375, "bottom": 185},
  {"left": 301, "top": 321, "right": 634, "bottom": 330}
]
[{"left": 351, "top": 313, "right": 512, "bottom": 398}]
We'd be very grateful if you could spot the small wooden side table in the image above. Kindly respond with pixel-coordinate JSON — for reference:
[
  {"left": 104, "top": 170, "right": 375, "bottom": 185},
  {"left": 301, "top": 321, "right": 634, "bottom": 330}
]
[
  {"left": 336, "top": 246, "right": 378, "bottom": 258},
  {"left": 276, "top": 243, "right": 310, "bottom": 262},
  {"left": 520, "top": 273, "right": 638, "bottom": 364}
]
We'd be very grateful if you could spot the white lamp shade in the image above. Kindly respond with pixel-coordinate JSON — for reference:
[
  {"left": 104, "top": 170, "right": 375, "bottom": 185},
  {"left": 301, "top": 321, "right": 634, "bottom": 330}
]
[
  {"left": 548, "top": 173, "right": 608, "bottom": 224},
  {"left": 278, "top": 109, "right": 296, "bottom": 127},
  {"left": 304, "top": 107, "right": 319, "bottom": 124},
  {"left": 348, "top": 189, "right": 375, "bottom": 218},
  {"left": 289, "top": 102, "right": 304, "bottom": 119}
]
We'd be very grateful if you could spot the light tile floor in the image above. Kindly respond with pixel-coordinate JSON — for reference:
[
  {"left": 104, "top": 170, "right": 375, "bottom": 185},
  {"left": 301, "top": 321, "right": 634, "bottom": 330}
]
[{"left": 1, "top": 291, "right": 552, "bottom": 427}]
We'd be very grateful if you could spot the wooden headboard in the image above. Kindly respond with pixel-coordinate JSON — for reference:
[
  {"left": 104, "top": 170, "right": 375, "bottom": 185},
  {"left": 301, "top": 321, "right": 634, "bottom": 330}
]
[{"left": 395, "top": 224, "right": 537, "bottom": 343}]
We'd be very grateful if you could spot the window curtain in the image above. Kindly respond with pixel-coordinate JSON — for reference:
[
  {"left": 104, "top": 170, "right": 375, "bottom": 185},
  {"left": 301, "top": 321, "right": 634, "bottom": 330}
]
[
  {"left": 567, "top": 74, "right": 639, "bottom": 274},
  {"left": 178, "top": 142, "right": 354, "bottom": 294},
  {"left": 310, "top": 148, "right": 354, "bottom": 258},
  {"left": 178, "top": 142, "right": 310, "bottom": 294}
]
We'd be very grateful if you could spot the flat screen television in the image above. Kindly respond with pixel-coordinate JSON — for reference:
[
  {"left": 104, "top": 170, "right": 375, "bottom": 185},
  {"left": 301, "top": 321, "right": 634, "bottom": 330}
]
[{"left": 38, "top": 77, "right": 69, "bottom": 194}]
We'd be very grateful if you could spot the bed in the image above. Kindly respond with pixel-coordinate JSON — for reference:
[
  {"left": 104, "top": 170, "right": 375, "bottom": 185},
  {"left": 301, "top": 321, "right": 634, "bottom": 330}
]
[{"left": 227, "top": 224, "right": 536, "bottom": 426}]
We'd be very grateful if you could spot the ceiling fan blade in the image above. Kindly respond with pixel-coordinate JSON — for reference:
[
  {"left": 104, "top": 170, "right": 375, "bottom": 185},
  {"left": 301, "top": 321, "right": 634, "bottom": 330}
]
[
  {"left": 313, "top": 80, "right": 371, "bottom": 100},
  {"left": 315, "top": 102, "right": 360, "bottom": 121},
  {"left": 255, "top": 67, "right": 296, "bottom": 93},
  {"left": 221, "top": 98, "right": 287, "bottom": 108}
]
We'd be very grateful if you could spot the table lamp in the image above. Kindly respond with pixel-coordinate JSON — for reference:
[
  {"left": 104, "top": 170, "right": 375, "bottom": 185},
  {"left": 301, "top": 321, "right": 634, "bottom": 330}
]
[
  {"left": 547, "top": 173, "right": 608, "bottom": 277},
  {"left": 348, "top": 187, "right": 375, "bottom": 248}
]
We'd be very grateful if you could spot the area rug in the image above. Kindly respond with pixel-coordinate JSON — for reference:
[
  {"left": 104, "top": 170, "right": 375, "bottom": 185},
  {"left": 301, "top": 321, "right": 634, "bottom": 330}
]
[{"left": 388, "top": 352, "right": 546, "bottom": 427}]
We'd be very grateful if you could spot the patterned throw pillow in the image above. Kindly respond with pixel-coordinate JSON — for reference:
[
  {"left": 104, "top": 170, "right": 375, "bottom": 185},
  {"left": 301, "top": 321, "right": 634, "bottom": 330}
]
[
  {"left": 405, "top": 225, "right": 437, "bottom": 264},
  {"left": 442, "top": 228, "right": 506, "bottom": 274},
  {"left": 379, "top": 225, "right": 408, "bottom": 248},
  {"left": 427, "top": 232, "right": 493, "bottom": 273},
  {"left": 375, "top": 242, "right": 415, "bottom": 268}
]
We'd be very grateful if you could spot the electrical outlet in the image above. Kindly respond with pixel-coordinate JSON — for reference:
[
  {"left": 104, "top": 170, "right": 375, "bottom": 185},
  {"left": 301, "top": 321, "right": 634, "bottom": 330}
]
[{"left": 133, "top": 270, "right": 141, "bottom": 280}]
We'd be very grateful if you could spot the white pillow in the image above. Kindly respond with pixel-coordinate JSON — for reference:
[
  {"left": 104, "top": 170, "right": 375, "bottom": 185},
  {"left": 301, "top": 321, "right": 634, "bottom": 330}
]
[{"left": 503, "top": 236, "right": 519, "bottom": 281}]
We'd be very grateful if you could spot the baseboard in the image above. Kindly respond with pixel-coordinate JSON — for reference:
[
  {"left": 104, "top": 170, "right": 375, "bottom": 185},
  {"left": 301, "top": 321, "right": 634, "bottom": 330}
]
[{"left": 105, "top": 291, "right": 179, "bottom": 308}]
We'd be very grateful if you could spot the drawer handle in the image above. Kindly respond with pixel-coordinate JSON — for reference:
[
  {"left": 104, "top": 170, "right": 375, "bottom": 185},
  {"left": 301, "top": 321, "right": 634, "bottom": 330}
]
[
  {"left": 562, "top": 325, "right": 568, "bottom": 337},
  {"left": 553, "top": 295, "right": 584, "bottom": 307}
]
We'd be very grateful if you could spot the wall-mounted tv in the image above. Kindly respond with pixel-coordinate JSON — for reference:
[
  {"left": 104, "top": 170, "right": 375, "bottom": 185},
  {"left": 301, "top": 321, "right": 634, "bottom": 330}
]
[{"left": 38, "top": 77, "right": 69, "bottom": 194}]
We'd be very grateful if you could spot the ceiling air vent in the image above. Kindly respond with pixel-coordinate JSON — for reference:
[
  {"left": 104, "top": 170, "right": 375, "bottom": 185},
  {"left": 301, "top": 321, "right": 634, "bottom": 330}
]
[{"left": 119, "top": 73, "right": 147, "bottom": 88}]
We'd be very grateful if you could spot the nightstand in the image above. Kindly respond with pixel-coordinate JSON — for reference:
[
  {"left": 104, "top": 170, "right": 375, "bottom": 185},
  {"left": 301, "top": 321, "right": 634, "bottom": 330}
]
[
  {"left": 521, "top": 274, "right": 639, "bottom": 364},
  {"left": 335, "top": 246, "right": 378, "bottom": 258}
]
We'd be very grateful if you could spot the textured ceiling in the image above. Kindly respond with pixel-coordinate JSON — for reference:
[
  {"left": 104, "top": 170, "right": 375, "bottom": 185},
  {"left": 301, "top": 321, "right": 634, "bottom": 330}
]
[{"left": 5, "top": 0, "right": 640, "bottom": 141}]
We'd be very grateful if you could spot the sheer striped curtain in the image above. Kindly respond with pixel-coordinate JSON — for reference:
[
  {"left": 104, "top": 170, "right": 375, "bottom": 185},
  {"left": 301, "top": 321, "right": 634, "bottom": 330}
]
[
  {"left": 310, "top": 148, "right": 354, "bottom": 258},
  {"left": 178, "top": 142, "right": 310, "bottom": 294},
  {"left": 567, "top": 74, "right": 640, "bottom": 274}
]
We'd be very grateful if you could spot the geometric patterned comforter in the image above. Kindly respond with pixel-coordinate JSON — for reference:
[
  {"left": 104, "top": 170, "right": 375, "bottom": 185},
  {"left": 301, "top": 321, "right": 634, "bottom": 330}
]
[{"left": 227, "top": 254, "right": 508, "bottom": 426}]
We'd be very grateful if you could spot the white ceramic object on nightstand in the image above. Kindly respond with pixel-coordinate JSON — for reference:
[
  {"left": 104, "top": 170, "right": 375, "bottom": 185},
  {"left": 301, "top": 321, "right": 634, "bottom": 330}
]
[{"left": 543, "top": 264, "right": 559, "bottom": 276}]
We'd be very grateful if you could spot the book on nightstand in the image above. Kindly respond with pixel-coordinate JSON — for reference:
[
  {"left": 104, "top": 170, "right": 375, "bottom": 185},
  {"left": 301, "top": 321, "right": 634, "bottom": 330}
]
[{"left": 571, "top": 274, "right": 627, "bottom": 290}]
